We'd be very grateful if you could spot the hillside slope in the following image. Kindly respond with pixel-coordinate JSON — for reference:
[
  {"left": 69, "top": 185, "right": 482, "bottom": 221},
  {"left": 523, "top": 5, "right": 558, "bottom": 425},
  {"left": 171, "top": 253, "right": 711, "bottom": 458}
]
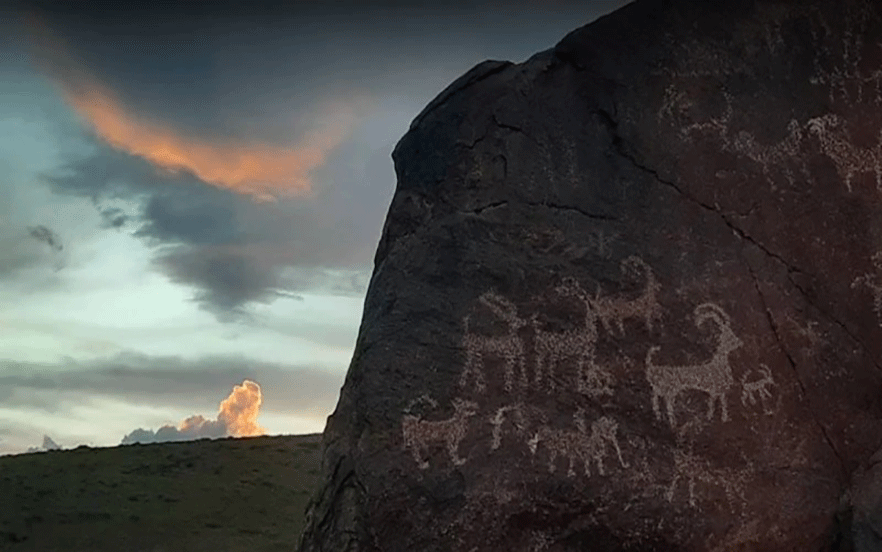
[{"left": 0, "top": 434, "right": 322, "bottom": 552}]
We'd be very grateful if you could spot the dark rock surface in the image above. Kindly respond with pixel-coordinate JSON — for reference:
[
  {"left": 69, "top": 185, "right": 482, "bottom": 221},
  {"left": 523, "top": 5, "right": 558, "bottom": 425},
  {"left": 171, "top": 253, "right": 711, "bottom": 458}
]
[{"left": 298, "top": 1, "right": 882, "bottom": 550}]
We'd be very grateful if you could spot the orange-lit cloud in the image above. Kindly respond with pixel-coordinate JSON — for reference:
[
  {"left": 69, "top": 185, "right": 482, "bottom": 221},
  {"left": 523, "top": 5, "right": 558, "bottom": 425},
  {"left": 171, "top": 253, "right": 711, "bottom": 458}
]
[
  {"left": 120, "top": 379, "right": 266, "bottom": 444},
  {"left": 218, "top": 379, "right": 265, "bottom": 437},
  {"left": 22, "top": 13, "right": 371, "bottom": 201}
]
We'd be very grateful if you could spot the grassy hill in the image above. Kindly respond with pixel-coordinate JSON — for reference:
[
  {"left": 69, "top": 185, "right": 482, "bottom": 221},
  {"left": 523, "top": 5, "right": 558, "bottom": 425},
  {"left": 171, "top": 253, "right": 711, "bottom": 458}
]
[{"left": 0, "top": 434, "right": 323, "bottom": 552}]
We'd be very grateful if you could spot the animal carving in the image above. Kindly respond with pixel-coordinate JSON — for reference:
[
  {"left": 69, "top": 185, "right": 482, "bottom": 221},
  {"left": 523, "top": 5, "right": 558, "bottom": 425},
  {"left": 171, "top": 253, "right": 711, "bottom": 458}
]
[
  {"left": 459, "top": 292, "right": 528, "bottom": 393},
  {"left": 401, "top": 397, "right": 478, "bottom": 470},
  {"left": 740, "top": 364, "right": 775, "bottom": 410},
  {"left": 666, "top": 448, "right": 746, "bottom": 511},
  {"left": 807, "top": 114, "right": 882, "bottom": 192},
  {"left": 528, "top": 411, "right": 628, "bottom": 477},
  {"left": 590, "top": 256, "right": 663, "bottom": 336},
  {"left": 532, "top": 277, "right": 611, "bottom": 396},
  {"left": 645, "top": 303, "right": 743, "bottom": 427}
]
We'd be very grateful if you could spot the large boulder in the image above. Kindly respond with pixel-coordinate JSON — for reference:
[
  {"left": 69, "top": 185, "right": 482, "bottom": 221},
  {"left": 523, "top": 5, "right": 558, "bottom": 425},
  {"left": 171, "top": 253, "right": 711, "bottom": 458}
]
[{"left": 298, "top": 1, "right": 882, "bottom": 550}]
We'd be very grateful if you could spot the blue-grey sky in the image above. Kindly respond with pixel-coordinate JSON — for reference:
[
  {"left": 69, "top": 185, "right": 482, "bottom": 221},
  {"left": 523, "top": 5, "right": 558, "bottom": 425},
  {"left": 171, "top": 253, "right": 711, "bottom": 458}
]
[{"left": 0, "top": 0, "right": 629, "bottom": 454}]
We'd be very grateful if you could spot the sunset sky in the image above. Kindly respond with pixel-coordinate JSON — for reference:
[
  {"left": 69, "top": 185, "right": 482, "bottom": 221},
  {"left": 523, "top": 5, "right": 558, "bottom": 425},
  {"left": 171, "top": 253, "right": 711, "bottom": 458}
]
[{"left": 0, "top": 0, "right": 628, "bottom": 455}]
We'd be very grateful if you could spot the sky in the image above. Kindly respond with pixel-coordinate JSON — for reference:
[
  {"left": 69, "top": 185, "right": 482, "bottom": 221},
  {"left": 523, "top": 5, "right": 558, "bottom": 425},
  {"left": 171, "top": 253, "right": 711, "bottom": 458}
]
[{"left": 0, "top": 0, "right": 630, "bottom": 455}]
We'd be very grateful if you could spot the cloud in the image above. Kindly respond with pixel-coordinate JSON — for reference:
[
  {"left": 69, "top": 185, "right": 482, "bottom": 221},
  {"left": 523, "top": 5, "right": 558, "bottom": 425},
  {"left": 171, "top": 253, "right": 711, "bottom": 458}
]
[
  {"left": 60, "top": 82, "right": 368, "bottom": 201},
  {"left": 40, "top": 140, "right": 384, "bottom": 317},
  {"left": 120, "top": 379, "right": 266, "bottom": 444},
  {"left": 217, "top": 380, "right": 265, "bottom": 436},
  {"left": 10, "top": 0, "right": 629, "bottom": 317},
  {"left": 26, "top": 434, "right": 61, "bottom": 452},
  {"left": 0, "top": 223, "right": 68, "bottom": 278},
  {"left": 27, "top": 224, "right": 62, "bottom": 251},
  {"left": 98, "top": 206, "right": 127, "bottom": 229},
  {"left": 0, "top": 352, "right": 343, "bottom": 419},
  {"left": 22, "top": 12, "right": 374, "bottom": 201}
]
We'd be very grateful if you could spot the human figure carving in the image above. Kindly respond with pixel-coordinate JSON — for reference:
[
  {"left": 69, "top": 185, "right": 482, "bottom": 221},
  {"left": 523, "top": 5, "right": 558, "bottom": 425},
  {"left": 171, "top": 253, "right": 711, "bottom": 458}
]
[
  {"left": 807, "top": 114, "right": 882, "bottom": 192},
  {"left": 532, "top": 277, "right": 611, "bottom": 395},
  {"left": 527, "top": 411, "right": 627, "bottom": 477},
  {"left": 590, "top": 256, "right": 663, "bottom": 336},
  {"left": 401, "top": 397, "right": 478, "bottom": 470},
  {"left": 489, "top": 403, "right": 528, "bottom": 451},
  {"left": 459, "top": 292, "right": 527, "bottom": 393},
  {"left": 645, "top": 303, "right": 743, "bottom": 427}
]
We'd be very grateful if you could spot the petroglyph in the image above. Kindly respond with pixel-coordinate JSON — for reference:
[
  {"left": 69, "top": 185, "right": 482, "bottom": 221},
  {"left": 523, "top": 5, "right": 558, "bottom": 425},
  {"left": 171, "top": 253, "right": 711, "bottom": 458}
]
[
  {"left": 532, "top": 277, "right": 612, "bottom": 396},
  {"left": 666, "top": 448, "right": 746, "bottom": 511},
  {"left": 645, "top": 303, "right": 743, "bottom": 427},
  {"left": 730, "top": 119, "right": 811, "bottom": 188},
  {"left": 807, "top": 113, "right": 882, "bottom": 192},
  {"left": 460, "top": 292, "right": 528, "bottom": 393},
  {"left": 852, "top": 252, "right": 882, "bottom": 325},
  {"left": 528, "top": 411, "right": 628, "bottom": 478},
  {"left": 740, "top": 364, "right": 776, "bottom": 415},
  {"left": 402, "top": 397, "right": 479, "bottom": 470},
  {"left": 590, "top": 256, "right": 663, "bottom": 336},
  {"left": 809, "top": 6, "right": 882, "bottom": 106},
  {"left": 489, "top": 403, "right": 529, "bottom": 451}
]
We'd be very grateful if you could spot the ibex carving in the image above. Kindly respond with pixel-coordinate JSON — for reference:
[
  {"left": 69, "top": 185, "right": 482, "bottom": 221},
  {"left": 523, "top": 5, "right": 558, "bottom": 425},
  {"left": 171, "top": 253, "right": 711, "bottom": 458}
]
[{"left": 645, "top": 303, "right": 743, "bottom": 427}]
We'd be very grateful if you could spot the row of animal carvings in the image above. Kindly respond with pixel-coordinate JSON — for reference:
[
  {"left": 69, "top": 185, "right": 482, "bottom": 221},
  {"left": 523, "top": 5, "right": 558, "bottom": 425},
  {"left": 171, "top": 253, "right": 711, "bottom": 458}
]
[
  {"left": 459, "top": 256, "right": 662, "bottom": 395},
  {"left": 400, "top": 394, "right": 755, "bottom": 513},
  {"left": 401, "top": 396, "right": 628, "bottom": 477}
]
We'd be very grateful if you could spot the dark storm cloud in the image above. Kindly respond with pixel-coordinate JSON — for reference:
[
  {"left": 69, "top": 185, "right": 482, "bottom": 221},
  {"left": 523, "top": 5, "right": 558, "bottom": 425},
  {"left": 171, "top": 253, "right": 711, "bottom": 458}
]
[
  {"left": 41, "top": 140, "right": 383, "bottom": 317},
  {"left": 11, "top": 0, "right": 630, "bottom": 316},
  {"left": 0, "top": 352, "right": 344, "bottom": 419},
  {"left": 13, "top": 0, "right": 631, "bottom": 144}
]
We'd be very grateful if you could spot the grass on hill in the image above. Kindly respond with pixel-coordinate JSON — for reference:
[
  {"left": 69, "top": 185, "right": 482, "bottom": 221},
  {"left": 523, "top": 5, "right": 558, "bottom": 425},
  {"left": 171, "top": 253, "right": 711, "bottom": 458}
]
[{"left": 0, "top": 434, "right": 323, "bottom": 552}]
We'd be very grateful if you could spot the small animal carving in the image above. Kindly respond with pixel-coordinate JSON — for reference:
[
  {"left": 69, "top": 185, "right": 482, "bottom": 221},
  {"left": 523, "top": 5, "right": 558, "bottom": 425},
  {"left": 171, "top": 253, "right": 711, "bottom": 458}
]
[
  {"left": 645, "top": 303, "right": 743, "bottom": 427},
  {"left": 460, "top": 292, "right": 528, "bottom": 393},
  {"left": 740, "top": 364, "right": 775, "bottom": 410},
  {"left": 402, "top": 398, "right": 478, "bottom": 470},
  {"left": 528, "top": 411, "right": 627, "bottom": 477},
  {"left": 590, "top": 256, "right": 663, "bottom": 336}
]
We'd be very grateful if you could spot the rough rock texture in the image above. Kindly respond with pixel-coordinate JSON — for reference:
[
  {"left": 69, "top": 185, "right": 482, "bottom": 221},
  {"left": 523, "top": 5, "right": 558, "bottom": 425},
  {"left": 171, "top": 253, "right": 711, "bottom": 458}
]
[{"left": 299, "top": 1, "right": 882, "bottom": 550}]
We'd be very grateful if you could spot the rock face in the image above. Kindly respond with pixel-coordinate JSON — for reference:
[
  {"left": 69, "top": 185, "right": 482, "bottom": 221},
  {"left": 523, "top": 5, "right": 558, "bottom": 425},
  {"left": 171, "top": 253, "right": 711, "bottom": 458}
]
[{"left": 298, "top": 1, "right": 882, "bottom": 550}]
